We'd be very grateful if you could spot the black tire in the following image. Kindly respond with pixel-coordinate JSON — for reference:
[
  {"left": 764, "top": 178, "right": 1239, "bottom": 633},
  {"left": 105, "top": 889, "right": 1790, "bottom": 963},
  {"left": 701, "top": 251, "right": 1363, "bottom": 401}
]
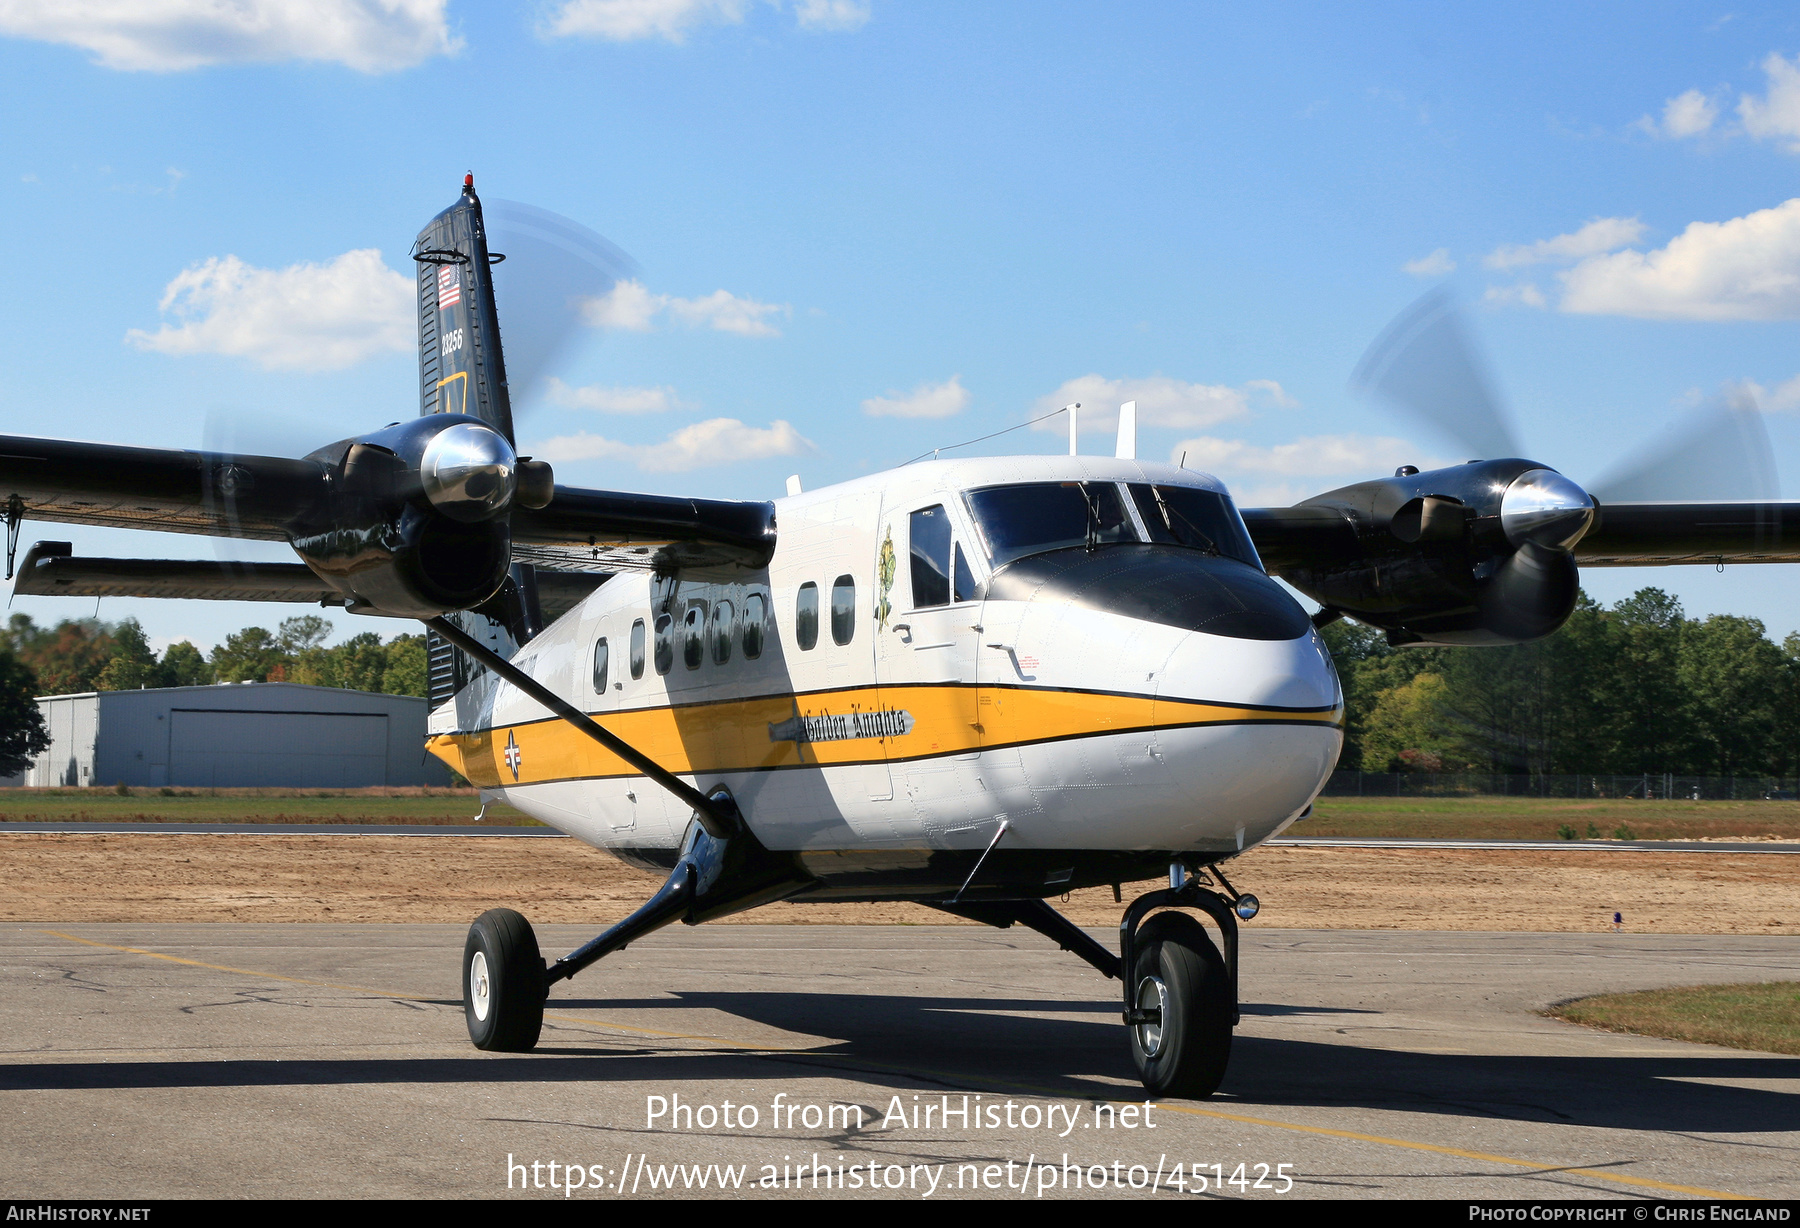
[
  {"left": 463, "top": 908, "right": 546, "bottom": 1052},
  {"left": 1128, "top": 911, "right": 1233, "bottom": 1099}
]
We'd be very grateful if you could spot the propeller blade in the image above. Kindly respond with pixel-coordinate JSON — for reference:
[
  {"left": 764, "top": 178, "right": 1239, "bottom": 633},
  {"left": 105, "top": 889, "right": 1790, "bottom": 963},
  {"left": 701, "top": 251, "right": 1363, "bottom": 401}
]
[
  {"left": 1351, "top": 287, "right": 1523, "bottom": 462},
  {"left": 484, "top": 199, "right": 640, "bottom": 413},
  {"left": 1588, "top": 394, "right": 1779, "bottom": 504},
  {"left": 199, "top": 408, "right": 342, "bottom": 565}
]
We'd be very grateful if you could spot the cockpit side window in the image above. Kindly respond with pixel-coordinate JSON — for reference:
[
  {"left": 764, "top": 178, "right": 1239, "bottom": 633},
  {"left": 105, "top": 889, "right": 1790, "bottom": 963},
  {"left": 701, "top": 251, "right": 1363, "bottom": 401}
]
[
  {"left": 1129, "top": 484, "right": 1262, "bottom": 568},
  {"left": 952, "top": 542, "right": 977, "bottom": 603},
  {"left": 964, "top": 482, "right": 1136, "bottom": 568},
  {"left": 909, "top": 505, "right": 952, "bottom": 607}
]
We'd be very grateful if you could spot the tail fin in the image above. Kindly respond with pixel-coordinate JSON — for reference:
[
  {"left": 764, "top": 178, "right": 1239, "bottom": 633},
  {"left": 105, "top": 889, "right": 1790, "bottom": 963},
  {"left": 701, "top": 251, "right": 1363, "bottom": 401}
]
[
  {"left": 413, "top": 174, "right": 515, "bottom": 443},
  {"left": 415, "top": 175, "right": 535, "bottom": 708}
]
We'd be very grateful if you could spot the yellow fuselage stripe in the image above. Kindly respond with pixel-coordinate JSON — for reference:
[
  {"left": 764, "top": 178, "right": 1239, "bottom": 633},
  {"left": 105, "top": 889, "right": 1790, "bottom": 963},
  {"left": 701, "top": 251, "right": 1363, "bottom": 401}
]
[{"left": 428, "top": 683, "right": 1343, "bottom": 789}]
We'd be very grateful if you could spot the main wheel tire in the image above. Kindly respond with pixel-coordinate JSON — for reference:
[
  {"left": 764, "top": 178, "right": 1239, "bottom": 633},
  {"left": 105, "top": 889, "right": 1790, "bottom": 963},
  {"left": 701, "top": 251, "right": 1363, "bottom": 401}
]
[
  {"left": 463, "top": 908, "right": 546, "bottom": 1052},
  {"left": 1128, "top": 911, "right": 1233, "bottom": 1099}
]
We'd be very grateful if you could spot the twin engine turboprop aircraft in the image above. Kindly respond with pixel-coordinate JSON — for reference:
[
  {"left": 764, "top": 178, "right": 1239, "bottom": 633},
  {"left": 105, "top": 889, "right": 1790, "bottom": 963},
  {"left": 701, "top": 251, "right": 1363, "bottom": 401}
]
[{"left": 7, "top": 177, "right": 1799, "bottom": 1098}]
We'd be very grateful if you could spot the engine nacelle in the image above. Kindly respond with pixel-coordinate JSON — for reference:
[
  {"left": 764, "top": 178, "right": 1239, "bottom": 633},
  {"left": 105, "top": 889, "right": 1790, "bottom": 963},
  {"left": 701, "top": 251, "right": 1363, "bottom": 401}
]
[
  {"left": 1274, "top": 458, "right": 1595, "bottom": 647},
  {"left": 287, "top": 414, "right": 541, "bottom": 618}
]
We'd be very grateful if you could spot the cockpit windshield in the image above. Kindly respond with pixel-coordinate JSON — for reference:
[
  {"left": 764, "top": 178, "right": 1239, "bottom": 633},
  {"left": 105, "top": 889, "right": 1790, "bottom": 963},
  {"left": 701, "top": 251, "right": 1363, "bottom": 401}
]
[{"left": 964, "top": 481, "right": 1261, "bottom": 570}]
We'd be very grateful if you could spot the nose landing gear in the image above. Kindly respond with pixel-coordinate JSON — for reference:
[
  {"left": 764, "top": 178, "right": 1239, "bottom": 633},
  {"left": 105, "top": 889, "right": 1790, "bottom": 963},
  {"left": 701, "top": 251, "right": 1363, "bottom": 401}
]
[{"left": 1120, "top": 867, "right": 1244, "bottom": 1098}]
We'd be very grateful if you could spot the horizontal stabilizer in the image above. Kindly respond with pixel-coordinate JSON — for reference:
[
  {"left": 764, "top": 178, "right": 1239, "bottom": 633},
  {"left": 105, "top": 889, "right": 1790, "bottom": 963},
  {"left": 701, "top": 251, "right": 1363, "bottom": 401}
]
[{"left": 13, "top": 542, "right": 339, "bottom": 604}]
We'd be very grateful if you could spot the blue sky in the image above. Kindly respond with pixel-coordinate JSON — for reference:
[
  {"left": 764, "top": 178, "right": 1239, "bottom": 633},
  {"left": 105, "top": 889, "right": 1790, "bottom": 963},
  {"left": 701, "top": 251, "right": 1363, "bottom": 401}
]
[{"left": 5, "top": 1, "right": 1800, "bottom": 650}]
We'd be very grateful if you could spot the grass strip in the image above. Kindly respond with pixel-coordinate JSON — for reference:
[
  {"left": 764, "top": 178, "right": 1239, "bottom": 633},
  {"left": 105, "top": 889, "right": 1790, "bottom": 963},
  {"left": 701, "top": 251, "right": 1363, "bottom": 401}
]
[{"left": 1548, "top": 981, "right": 1800, "bottom": 1055}]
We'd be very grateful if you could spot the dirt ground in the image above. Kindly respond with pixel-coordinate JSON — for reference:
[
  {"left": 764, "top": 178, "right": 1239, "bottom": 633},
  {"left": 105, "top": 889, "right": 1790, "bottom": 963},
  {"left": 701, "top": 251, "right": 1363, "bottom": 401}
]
[{"left": 2, "top": 833, "right": 1796, "bottom": 934}]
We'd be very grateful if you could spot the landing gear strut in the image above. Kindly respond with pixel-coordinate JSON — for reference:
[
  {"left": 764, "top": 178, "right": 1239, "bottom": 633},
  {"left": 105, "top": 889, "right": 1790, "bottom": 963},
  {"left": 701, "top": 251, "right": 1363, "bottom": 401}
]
[
  {"left": 1118, "top": 867, "right": 1244, "bottom": 1098},
  {"left": 460, "top": 788, "right": 809, "bottom": 1052}
]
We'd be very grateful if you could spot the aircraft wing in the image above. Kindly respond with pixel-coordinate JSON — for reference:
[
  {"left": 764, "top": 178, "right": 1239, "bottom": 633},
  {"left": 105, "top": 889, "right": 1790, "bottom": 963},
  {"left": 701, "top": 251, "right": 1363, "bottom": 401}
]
[
  {"left": 1572, "top": 501, "right": 1800, "bottom": 566},
  {"left": 0, "top": 434, "right": 329, "bottom": 540},
  {"left": 0, "top": 433, "right": 772, "bottom": 609},
  {"left": 1237, "top": 506, "right": 1358, "bottom": 576},
  {"left": 510, "top": 485, "right": 776, "bottom": 572},
  {"left": 1241, "top": 500, "right": 1800, "bottom": 573}
]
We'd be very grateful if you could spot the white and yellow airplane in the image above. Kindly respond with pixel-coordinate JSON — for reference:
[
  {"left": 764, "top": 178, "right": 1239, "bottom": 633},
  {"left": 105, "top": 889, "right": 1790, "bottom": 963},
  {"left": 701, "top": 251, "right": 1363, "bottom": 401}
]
[{"left": 6, "top": 177, "right": 1793, "bottom": 1098}]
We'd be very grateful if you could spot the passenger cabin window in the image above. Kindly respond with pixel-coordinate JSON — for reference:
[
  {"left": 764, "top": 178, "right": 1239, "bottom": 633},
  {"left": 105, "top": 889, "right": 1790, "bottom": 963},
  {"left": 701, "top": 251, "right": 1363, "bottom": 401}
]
[
  {"left": 653, "top": 613, "right": 674, "bottom": 675},
  {"left": 592, "top": 637, "right": 609, "bottom": 694},
  {"left": 831, "top": 575, "right": 856, "bottom": 645},
  {"left": 683, "top": 602, "right": 706, "bottom": 669},
  {"left": 713, "top": 600, "right": 735, "bottom": 664},
  {"left": 630, "top": 619, "right": 646, "bottom": 680},
  {"left": 964, "top": 481, "right": 1135, "bottom": 568},
  {"left": 909, "top": 505, "right": 952, "bottom": 607},
  {"left": 743, "top": 593, "right": 766, "bottom": 658},
  {"left": 796, "top": 583, "right": 819, "bottom": 650},
  {"left": 1127, "top": 484, "right": 1261, "bottom": 569}
]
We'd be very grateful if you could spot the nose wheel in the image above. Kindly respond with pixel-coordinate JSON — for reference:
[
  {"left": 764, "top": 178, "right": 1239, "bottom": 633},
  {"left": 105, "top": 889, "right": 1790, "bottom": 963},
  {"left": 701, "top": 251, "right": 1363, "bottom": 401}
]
[
  {"left": 1119, "top": 870, "right": 1244, "bottom": 1099},
  {"left": 1126, "top": 911, "right": 1233, "bottom": 1097}
]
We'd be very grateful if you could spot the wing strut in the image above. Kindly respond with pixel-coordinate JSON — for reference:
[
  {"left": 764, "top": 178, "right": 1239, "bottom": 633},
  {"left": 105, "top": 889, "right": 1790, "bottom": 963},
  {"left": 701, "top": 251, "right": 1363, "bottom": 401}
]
[{"left": 423, "top": 616, "right": 739, "bottom": 839}]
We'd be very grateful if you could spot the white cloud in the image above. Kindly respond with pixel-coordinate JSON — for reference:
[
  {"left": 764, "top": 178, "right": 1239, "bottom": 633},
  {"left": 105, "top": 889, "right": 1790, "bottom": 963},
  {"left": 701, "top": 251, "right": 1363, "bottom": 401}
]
[
  {"left": 1728, "top": 373, "right": 1800, "bottom": 413},
  {"left": 583, "top": 279, "right": 663, "bottom": 331},
  {"left": 125, "top": 249, "right": 413, "bottom": 371},
  {"left": 1483, "top": 282, "right": 1547, "bottom": 308},
  {"left": 0, "top": 0, "right": 458, "bottom": 72},
  {"left": 1484, "top": 217, "right": 1647, "bottom": 269},
  {"left": 531, "top": 418, "right": 814, "bottom": 472},
  {"left": 544, "top": 0, "right": 744, "bottom": 43},
  {"left": 1633, "top": 89, "right": 1721, "bottom": 140},
  {"left": 1030, "top": 374, "right": 1292, "bottom": 435},
  {"left": 794, "top": 0, "right": 868, "bottom": 30},
  {"left": 544, "top": 376, "right": 689, "bottom": 413},
  {"left": 1738, "top": 53, "right": 1800, "bottom": 152},
  {"left": 583, "top": 279, "right": 787, "bottom": 337},
  {"left": 1559, "top": 197, "right": 1800, "bottom": 320},
  {"left": 1663, "top": 88, "right": 1721, "bottom": 138},
  {"left": 666, "top": 288, "right": 786, "bottom": 336},
  {"left": 862, "top": 375, "right": 968, "bottom": 419},
  {"left": 543, "top": 0, "right": 867, "bottom": 42},
  {"left": 1170, "top": 433, "right": 1445, "bottom": 479},
  {"left": 1402, "top": 248, "right": 1456, "bottom": 277}
]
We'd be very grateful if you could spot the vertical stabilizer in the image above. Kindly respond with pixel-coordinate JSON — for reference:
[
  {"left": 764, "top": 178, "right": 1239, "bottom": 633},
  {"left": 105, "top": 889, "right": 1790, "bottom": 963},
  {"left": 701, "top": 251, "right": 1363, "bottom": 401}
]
[
  {"left": 415, "top": 176, "right": 536, "bottom": 707},
  {"left": 413, "top": 175, "right": 516, "bottom": 443}
]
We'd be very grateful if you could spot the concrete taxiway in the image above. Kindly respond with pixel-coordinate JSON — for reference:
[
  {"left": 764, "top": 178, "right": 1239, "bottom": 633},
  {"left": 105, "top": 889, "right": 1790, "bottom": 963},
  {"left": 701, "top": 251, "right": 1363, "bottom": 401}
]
[{"left": 1, "top": 924, "right": 1796, "bottom": 1199}]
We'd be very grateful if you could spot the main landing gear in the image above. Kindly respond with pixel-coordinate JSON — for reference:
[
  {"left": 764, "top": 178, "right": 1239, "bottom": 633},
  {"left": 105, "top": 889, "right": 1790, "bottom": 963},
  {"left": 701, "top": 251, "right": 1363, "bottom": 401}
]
[
  {"left": 462, "top": 845, "right": 1258, "bottom": 1103},
  {"left": 460, "top": 787, "right": 808, "bottom": 1053}
]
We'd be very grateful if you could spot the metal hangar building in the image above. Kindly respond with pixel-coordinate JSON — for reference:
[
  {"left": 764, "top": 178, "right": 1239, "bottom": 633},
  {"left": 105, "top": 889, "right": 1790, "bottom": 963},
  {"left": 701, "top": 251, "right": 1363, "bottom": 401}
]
[{"left": 14, "top": 682, "right": 450, "bottom": 789}]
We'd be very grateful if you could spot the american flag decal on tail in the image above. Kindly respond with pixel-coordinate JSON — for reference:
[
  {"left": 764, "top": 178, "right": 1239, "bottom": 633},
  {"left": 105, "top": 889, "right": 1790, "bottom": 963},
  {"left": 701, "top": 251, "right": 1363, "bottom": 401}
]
[{"left": 436, "top": 264, "right": 462, "bottom": 311}]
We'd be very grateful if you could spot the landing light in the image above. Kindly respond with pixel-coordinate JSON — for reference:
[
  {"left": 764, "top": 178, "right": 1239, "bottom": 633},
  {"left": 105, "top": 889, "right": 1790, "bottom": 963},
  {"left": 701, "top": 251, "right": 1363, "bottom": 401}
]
[{"left": 1234, "top": 894, "right": 1260, "bottom": 921}]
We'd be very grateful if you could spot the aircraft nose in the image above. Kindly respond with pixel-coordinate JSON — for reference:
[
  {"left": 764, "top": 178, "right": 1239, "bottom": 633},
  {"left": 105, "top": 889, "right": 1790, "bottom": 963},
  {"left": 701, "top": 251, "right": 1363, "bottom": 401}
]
[
  {"left": 1139, "top": 628, "right": 1342, "bottom": 851},
  {"left": 1155, "top": 626, "right": 1341, "bottom": 714}
]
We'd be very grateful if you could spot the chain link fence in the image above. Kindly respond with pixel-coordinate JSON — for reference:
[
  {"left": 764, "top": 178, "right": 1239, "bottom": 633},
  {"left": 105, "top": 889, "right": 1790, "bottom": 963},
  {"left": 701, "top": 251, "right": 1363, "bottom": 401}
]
[{"left": 1321, "top": 771, "right": 1798, "bottom": 801}]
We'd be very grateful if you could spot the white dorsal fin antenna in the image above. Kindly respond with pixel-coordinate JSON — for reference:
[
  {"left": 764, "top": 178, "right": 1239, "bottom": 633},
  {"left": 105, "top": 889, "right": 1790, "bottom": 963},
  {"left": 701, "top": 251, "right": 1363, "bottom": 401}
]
[
  {"left": 1114, "top": 400, "right": 1137, "bottom": 459},
  {"left": 785, "top": 474, "right": 803, "bottom": 496},
  {"left": 1067, "top": 402, "right": 1080, "bottom": 456}
]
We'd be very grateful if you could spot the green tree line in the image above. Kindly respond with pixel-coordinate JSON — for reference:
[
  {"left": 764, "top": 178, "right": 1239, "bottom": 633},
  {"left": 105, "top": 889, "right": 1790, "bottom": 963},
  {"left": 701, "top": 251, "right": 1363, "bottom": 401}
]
[
  {"left": 1323, "top": 587, "right": 1800, "bottom": 777},
  {"left": 0, "top": 613, "right": 427, "bottom": 699}
]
